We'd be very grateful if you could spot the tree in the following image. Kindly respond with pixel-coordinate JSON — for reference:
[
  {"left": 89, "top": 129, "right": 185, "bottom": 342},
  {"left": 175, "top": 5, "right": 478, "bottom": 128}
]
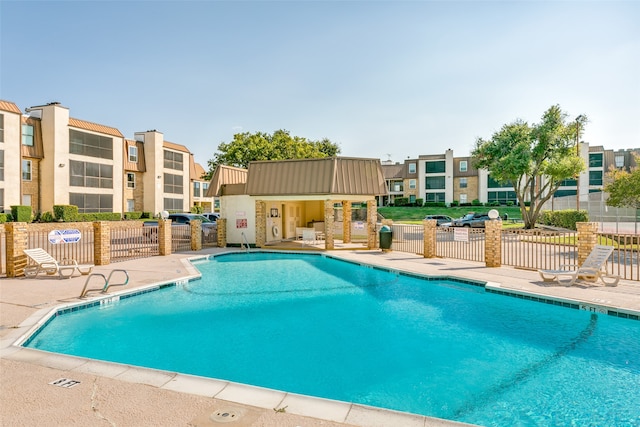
[
  {"left": 604, "top": 155, "right": 640, "bottom": 210},
  {"left": 471, "top": 105, "right": 587, "bottom": 229},
  {"left": 205, "top": 129, "right": 340, "bottom": 178}
]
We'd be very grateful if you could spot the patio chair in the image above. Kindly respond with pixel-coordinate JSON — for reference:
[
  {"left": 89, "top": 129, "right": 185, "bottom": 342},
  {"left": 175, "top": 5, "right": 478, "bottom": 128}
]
[
  {"left": 538, "top": 245, "right": 619, "bottom": 286},
  {"left": 23, "top": 248, "right": 94, "bottom": 279}
]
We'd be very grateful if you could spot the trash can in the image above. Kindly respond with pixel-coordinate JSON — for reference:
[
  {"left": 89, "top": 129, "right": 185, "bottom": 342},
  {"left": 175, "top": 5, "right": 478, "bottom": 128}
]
[{"left": 379, "top": 225, "right": 392, "bottom": 251}]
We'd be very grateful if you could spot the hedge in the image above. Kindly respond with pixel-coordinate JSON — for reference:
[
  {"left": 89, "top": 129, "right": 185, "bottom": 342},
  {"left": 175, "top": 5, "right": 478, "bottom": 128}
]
[{"left": 539, "top": 209, "right": 589, "bottom": 230}]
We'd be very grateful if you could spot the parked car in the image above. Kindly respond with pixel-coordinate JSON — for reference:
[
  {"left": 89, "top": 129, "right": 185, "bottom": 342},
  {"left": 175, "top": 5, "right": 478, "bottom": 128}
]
[
  {"left": 451, "top": 212, "right": 497, "bottom": 228},
  {"left": 424, "top": 215, "right": 453, "bottom": 226},
  {"left": 168, "top": 213, "right": 217, "bottom": 228},
  {"left": 201, "top": 212, "right": 220, "bottom": 222}
]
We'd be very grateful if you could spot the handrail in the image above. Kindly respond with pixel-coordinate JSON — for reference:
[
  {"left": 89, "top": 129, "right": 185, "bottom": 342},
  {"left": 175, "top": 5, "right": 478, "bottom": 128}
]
[
  {"left": 79, "top": 274, "right": 107, "bottom": 298},
  {"left": 79, "top": 269, "right": 129, "bottom": 298},
  {"left": 103, "top": 269, "right": 129, "bottom": 293},
  {"left": 241, "top": 232, "right": 251, "bottom": 252}
]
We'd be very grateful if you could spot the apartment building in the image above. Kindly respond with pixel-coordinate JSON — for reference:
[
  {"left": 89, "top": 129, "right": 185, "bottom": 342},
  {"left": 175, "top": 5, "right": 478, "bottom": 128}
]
[
  {"left": 380, "top": 144, "right": 639, "bottom": 207},
  {"left": 0, "top": 100, "right": 215, "bottom": 216}
]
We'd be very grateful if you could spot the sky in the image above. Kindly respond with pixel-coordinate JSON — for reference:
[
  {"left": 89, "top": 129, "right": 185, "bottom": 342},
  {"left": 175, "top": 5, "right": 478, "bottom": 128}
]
[{"left": 1, "top": 0, "right": 638, "bottom": 170}]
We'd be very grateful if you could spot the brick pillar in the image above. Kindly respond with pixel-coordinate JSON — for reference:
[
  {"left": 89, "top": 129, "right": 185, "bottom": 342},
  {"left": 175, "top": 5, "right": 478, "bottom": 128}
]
[
  {"left": 159, "top": 219, "right": 172, "bottom": 256},
  {"left": 367, "top": 200, "right": 377, "bottom": 250},
  {"left": 93, "top": 221, "right": 111, "bottom": 266},
  {"left": 423, "top": 219, "right": 437, "bottom": 258},
  {"left": 324, "top": 200, "right": 335, "bottom": 250},
  {"left": 191, "top": 220, "right": 202, "bottom": 251},
  {"left": 484, "top": 219, "right": 502, "bottom": 267},
  {"left": 255, "top": 200, "right": 266, "bottom": 248},
  {"left": 6, "top": 222, "right": 28, "bottom": 277},
  {"left": 577, "top": 222, "right": 598, "bottom": 266},
  {"left": 342, "top": 201, "right": 352, "bottom": 244},
  {"left": 217, "top": 218, "right": 227, "bottom": 247}
]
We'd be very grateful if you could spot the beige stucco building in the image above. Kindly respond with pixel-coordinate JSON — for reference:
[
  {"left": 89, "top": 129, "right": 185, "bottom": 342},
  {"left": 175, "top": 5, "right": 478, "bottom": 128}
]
[{"left": 0, "top": 100, "right": 215, "bottom": 217}]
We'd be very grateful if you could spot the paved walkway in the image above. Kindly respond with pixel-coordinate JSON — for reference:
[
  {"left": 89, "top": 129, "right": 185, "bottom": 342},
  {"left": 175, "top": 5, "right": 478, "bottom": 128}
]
[{"left": 1, "top": 248, "right": 639, "bottom": 427}]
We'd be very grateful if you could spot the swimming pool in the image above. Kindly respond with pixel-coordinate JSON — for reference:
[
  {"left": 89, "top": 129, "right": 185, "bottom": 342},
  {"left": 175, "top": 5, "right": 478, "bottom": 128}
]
[{"left": 24, "top": 252, "right": 640, "bottom": 426}]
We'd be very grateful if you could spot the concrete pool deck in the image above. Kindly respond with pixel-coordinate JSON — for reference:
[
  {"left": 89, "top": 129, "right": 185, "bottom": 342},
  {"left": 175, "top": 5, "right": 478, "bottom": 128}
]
[{"left": 1, "top": 248, "right": 639, "bottom": 426}]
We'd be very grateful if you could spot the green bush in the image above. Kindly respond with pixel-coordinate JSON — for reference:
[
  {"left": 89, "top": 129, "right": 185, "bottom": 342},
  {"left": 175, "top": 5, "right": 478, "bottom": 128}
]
[
  {"left": 190, "top": 206, "right": 204, "bottom": 214},
  {"left": 488, "top": 201, "right": 500, "bottom": 207},
  {"left": 450, "top": 200, "right": 459, "bottom": 207},
  {"left": 124, "top": 211, "right": 143, "bottom": 220},
  {"left": 423, "top": 202, "right": 447, "bottom": 207},
  {"left": 77, "top": 212, "right": 122, "bottom": 221},
  {"left": 39, "top": 211, "right": 56, "bottom": 223},
  {"left": 472, "top": 199, "right": 482, "bottom": 206},
  {"left": 506, "top": 201, "right": 514, "bottom": 206},
  {"left": 11, "top": 205, "right": 32, "bottom": 222},
  {"left": 53, "top": 205, "right": 79, "bottom": 222},
  {"left": 394, "top": 197, "right": 409, "bottom": 207},
  {"left": 141, "top": 212, "right": 152, "bottom": 219},
  {"left": 0, "top": 213, "right": 10, "bottom": 223},
  {"left": 415, "top": 198, "right": 423, "bottom": 207},
  {"left": 539, "top": 209, "right": 588, "bottom": 230}
]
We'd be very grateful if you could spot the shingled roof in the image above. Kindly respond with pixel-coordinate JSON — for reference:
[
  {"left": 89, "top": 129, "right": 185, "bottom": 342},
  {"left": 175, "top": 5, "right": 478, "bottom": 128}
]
[{"left": 245, "top": 157, "right": 387, "bottom": 196}]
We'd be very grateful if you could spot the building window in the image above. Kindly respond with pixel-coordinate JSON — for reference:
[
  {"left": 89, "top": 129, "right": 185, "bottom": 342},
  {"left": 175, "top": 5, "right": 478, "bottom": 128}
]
[
  {"left": 22, "top": 124, "right": 34, "bottom": 146},
  {"left": 128, "top": 146, "right": 138, "bottom": 162},
  {"left": 0, "top": 150, "right": 4, "bottom": 181},
  {"left": 203, "top": 182, "right": 209, "bottom": 196},
  {"left": 488, "top": 191, "right": 517, "bottom": 204},
  {"left": 459, "top": 160, "right": 468, "bottom": 172},
  {"left": 487, "top": 175, "right": 512, "bottom": 188},
  {"left": 164, "top": 173, "right": 183, "bottom": 194},
  {"left": 22, "top": 160, "right": 32, "bottom": 180},
  {"left": 70, "top": 160, "right": 113, "bottom": 188},
  {"left": 69, "top": 129, "right": 113, "bottom": 159},
  {"left": 0, "top": 114, "right": 4, "bottom": 142},
  {"left": 127, "top": 172, "right": 135, "bottom": 189},
  {"left": 0, "top": 188, "right": 4, "bottom": 211},
  {"left": 164, "top": 150, "right": 183, "bottom": 170},
  {"left": 409, "top": 195, "right": 416, "bottom": 203},
  {"left": 409, "top": 179, "right": 416, "bottom": 189},
  {"left": 22, "top": 194, "right": 32, "bottom": 207},
  {"left": 614, "top": 155, "right": 625, "bottom": 168},
  {"left": 589, "top": 170, "right": 603, "bottom": 186},
  {"left": 426, "top": 176, "right": 445, "bottom": 190},
  {"left": 194, "top": 181, "right": 201, "bottom": 197},
  {"left": 589, "top": 153, "right": 603, "bottom": 168},
  {"left": 425, "top": 161, "right": 446, "bottom": 174},
  {"left": 559, "top": 178, "right": 577, "bottom": 187},
  {"left": 460, "top": 194, "right": 467, "bottom": 204},
  {"left": 164, "top": 197, "right": 183, "bottom": 211},
  {"left": 459, "top": 178, "right": 467, "bottom": 188},
  {"left": 127, "top": 199, "right": 135, "bottom": 212},
  {"left": 408, "top": 163, "right": 416, "bottom": 174},
  {"left": 425, "top": 192, "right": 445, "bottom": 203},
  {"left": 70, "top": 193, "right": 113, "bottom": 213}
]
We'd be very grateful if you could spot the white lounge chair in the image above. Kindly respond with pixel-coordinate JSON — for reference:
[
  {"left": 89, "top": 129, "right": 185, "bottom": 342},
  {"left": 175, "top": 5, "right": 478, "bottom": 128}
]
[
  {"left": 538, "top": 245, "right": 619, "bottom": 286},
  {"left": 23, "top": 248, "right": 94, "bottom": 279}
]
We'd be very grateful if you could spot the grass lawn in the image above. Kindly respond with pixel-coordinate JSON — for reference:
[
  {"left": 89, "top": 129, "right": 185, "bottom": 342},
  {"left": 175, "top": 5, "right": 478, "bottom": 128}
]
[{"left": 378, "top": 206, "right": 524, "bottom": 224}]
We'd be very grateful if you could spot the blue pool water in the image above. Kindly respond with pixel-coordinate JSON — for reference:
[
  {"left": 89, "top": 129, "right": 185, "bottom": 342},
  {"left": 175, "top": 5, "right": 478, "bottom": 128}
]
[{"left": 26, "top": 252, "right": 640, "bottom": 426}]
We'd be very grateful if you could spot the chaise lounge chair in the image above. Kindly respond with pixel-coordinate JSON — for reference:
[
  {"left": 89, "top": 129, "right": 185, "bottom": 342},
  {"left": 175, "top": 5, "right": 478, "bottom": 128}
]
[
  {"left": 538, "top": 245, "right": 619, "bottom": 287},
  {"left": 23, "top": 248, "right": 94, "bottom": 279}
]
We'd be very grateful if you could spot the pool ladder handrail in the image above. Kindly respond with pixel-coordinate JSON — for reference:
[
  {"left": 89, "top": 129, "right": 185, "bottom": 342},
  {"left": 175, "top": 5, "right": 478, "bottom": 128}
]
[
  {"left": 241, "top": 232, "right": 250, "bottom": 252},
  {"left": 79, "top": 269, "right": 130, "bottom": 298}
]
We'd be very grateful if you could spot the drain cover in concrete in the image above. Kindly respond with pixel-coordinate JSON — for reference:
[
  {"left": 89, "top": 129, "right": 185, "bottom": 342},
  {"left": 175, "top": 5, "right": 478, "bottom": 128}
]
[
  {"left": 190, "top": 405, "right": 262, "bottom": 426},
  {"left": 49, "top": 378, "right": 81, "bottom": 388},
  {"left": 210, "top": 410, "right": 240, "bottom": 423}
]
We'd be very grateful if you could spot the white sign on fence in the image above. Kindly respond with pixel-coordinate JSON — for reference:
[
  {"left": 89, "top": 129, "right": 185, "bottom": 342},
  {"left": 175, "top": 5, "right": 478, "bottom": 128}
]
[
  {"left": 453, "top": 227, "right": 469, "bottom": 242},
  {"left": 48, "top": 229, "right": 82, "bottom": 244}
]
